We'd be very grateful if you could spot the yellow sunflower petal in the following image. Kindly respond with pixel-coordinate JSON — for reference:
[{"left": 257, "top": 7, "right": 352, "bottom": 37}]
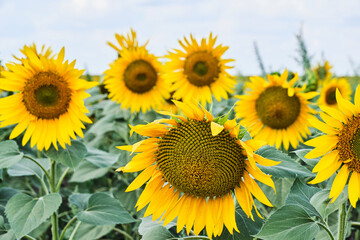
[
  {"left": 211, "top": 122, "right": 224, "bottom": 136},
  {"left": 348, "top": 172, "right": 360, "bottom": 208},
  {"left": 308, "top": 160, "right": 342, "bottom": 184},
  {"left": 329, "top": 165, "right": 350, "bottom": 202}
]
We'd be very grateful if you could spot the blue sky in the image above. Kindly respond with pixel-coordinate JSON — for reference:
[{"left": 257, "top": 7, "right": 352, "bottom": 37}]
[{"left": 1, "top": 0, "right": 360, "bottom": 76}]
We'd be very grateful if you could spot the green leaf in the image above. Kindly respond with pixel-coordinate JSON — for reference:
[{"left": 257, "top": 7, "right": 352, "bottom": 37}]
[
  {"left": 141, "top": 225, "right": 174, "bottom": 240},
  {"left": 257, "top": 146, "right": 315, "bottom": 178},
  {"left": 255, "top": 205, "right": 320, "bottom": 240},
  {"left": 77, "top": 192, "right": 136, "bottom": 225},
  {"left": 259, "top": 177, "right": 295, "bottom": 208},
  {"left": 44, "top": 140, "right": 87, "bottom": 168},
  {"left": 214, "top": 206, "right": 263, "bottom": 240},
  {"left": 5, "top": 193, "right": 62, "bottom": 239},
  {"left": 71, "top": 223, "right": 114, "bottom": 240},
  {"left": 293, "top": 149, "right": 320, "bottom": 168},
  {"left": 285, "top": 179, "right": 321, "bottom": 217},
  {"left": 0, "top": 230, "right": 15, "bottom": 240},
  {"left": 85, "top": 148, "right": 117, "bottom": 168},
  {"left": 69, "top": 160, "right": 109, "bottom": 182},
  {"left": 310, "top": 188, "right": 348, "bottom": 218},
  {"left": 0, "top": 140, "right": 24, "bottom": 169},
  {"left": 69, "top": 193, "right": 91, "bottom": 210},
  {"left": 7, "top": 158, "right": 50, "bottom": 178},
  {"left": 138, "top": 216, "right": 177, "bottom": 235}
]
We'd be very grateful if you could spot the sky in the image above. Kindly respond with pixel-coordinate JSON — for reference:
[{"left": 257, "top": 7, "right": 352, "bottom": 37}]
[{"left": 1, "top": 0, "right": 360, "bottom": 76}]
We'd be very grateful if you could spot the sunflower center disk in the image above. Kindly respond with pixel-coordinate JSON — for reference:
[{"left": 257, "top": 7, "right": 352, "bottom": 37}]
[
  {"left": 184, "top": 51, "right": 219, "bottom": 87},
  {"left": 123, "top": 59, "right": 157, "bottom": 93},
  {"left": 156, "top": 120, "right": 246, "bottom": 198},
  {"left": 317, "top": 66, "right": 327, "bottom": 80},
  {"left": 337, "top": 116, "right": 360, "bottom": 172},
  {"left": 23, "top": 71, "right": 71, "bottom": 119},
  {"left": 325, "top": 87, "right": 337, "bottom": 105},
  {"left": 255, "top": 86, "right": 301, "bottom": 129}
]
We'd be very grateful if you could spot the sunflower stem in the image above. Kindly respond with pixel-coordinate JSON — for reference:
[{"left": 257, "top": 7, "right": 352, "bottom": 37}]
[
  {"left": 113, "top": 227, "right": 134, "bottom": 240},
  {"left": 69, "top": 221, "right": 82, "bottom": 240},
  {"left": 59, "top": 216, "right": 77, "bottom": 240},
  {"left": 337, "top": 202, "right": 347, "bottom": 240},
  {"left": 50, "top": 159, "right": 59, "bottom": 240},
  {"left": 23, "top": 155, "right": 51, "bottom": 183},
  {"left": 56, "top": 167, "right": 70, "bottom": 191},
  {"left": 317, "top": 222, "right": 335, "bottom": 240}
]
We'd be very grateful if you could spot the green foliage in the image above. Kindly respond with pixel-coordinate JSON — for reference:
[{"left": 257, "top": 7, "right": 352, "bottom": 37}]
[
  {"left": 76, "top": 192, "right": 136, "bottom": 225},
  {"left": 255, "top": 205, "right": 320, "bottom": 240},
  {"left": 0, "top": 140, "right": 24, "bottom": 169},
  {"left": 45, "top": 140, "right": 87, "bottom": 169},
  {"left": 5, "top": 193, "right": 62, "bottom": 238}
]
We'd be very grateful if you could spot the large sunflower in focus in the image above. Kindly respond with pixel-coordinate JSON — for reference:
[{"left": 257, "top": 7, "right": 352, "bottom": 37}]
[
  {"left": 318, "top": 78, "right": 352, "bottom": 108},
  {"left": 165, "top": 33, "right": 236, "bottom": 105},
  {"left": 314, "top": 60, "right": 332, "bottom": 83},
  {"left": 118, "top": 101, "right": 278, "bottom": 239},
  {"left": 305, "top": 86, "right": 360, "bottom": 207},
  {"left": 104, "top": 47, "right": 170, "bottom": 113},
  {"left": 0, "top": 45, "right": 98, "bottom": 151},
  {"left": 235, "top": 70, "right": 317, "bottom": 150}
]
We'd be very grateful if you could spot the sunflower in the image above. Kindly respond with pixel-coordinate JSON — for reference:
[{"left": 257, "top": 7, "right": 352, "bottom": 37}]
[
  {"left": 104, "top": 46, "right": 170, "bottom": 113},
  {"left": 318, "top": 78, "right": 352, "bottom": 108},
  {"left": 107, "top": 28, "right": 145, "bottom": 55},
  {"left": 165, "top": 33, "right": 236, "bottom": 105},
  {"left": 0, "top": 45, "right": 98, "bottom": 151},
  {"left": 314, "top": 60, "right": 332, "bottom": 83},
  {"left": 305, "top": 85, "right": 360, "bottom": 207},
  {"left": 117, "top": 101, "right": 278, "bottom": 239},
  {"left": 14, "top": 43, "right": 53, "bottom": 61},
  {"left": 235, "top": 70, "right": 317, "bottom": 150}
]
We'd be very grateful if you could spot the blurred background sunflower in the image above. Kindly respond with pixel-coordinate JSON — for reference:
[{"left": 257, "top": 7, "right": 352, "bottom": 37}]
[{"left": 317, "top": 77, "right": 352, "bottom": 109}]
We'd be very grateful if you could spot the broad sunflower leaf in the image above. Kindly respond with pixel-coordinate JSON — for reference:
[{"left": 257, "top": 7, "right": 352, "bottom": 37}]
[
  {"left": 70, "top": 223, "right": 114, "bottom": 240},
  {"left": 310, "top": 188, "right": 348, "bottom": 219},
  {"left": 0, "top": 140, "right": 24, "bottom": 169},
  {"left": 257, "top": 146, "right": 315, "bottom": 178},
  {"left": 45, "top": 140, "right": 87, "bottom": 168},
  {"left": 260, "top": 177, "right": 295, "bottom": 208},
  {"left": 141, "top": 225, "right": 174, "bottom": 240},
  {"left": 7, "top": 158, "right": 50, "bottom": 178},
  {"left": 254, "top": 205, "right": 320, "bottom": 240},
  {"left": 0, "top": 188, "right": 19, "bottom": 216},
  {"left": 85, "top": 147, "right": 117, "bottom": 168},
  {"left": 5, "top": 193, "right": 62, "bottom": 239},
  {"left": 214, "top": 206, "right": 263, "bottom": 240},
  {"left": 285, "top": 179, "right": 321, "bottom": 218},
  {"left": 69, "top": 160, "right": 109, "bottom": 182},
  {"left": 0, "top": 230, "right": 15, "bottom": 240},
  {"left": 69, "top": 193, "right": 91, "bottom": 210},
  {"left": 76, "top": 192, "right": 136, "bottom": 225},
  {"left": 293, "top": 149, "right": 320, "bottom": 168}
]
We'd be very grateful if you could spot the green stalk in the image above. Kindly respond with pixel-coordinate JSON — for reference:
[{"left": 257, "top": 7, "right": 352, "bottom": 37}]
[
  {"left": 69, "top": 221, "right": 82, "bottom": 240},
  {"left": 59, "top": 216, "right": 77, "bottom": 240},
  {"left": 50, "top": 159, "right": 59, "bottom": 240},
  {"left": 23, "top": 155, "right": 51, "bottom": 182},
  {"left": 337, "top": 202, "right": 347, "bottom": 240},
  {"left": 113, "top": 228, "right": 134, "bottom": 240},
  {"left": 56, "top": 167, "right": 70, "bottom": 191},
  {"left": 317, "top": 222, "right": 335, "bottom": 240}
]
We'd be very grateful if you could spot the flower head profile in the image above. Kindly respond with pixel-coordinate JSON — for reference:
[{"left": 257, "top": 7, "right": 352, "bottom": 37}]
[
  {"left": 235, "top": 70, "right": 317, "bottom": 150},
  {"left": 318, "top": 78, "right": 352, "bottom": 109},
  {"left": 165, "top": 33, "right": 236, "bottom": 105},
  {"left": 118, "top": 101, "right": 278, "bottom": 238},
  {"left": 0, "top": 45, "right": 98, "bottom": 150},
  {"left": 306, "top": 85, "right": 360, "bottom": 207}
]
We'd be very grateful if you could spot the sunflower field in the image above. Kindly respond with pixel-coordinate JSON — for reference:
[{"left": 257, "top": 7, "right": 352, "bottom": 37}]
[{"left": 0, "top": 29, "right": 360, "bottom": 240}]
